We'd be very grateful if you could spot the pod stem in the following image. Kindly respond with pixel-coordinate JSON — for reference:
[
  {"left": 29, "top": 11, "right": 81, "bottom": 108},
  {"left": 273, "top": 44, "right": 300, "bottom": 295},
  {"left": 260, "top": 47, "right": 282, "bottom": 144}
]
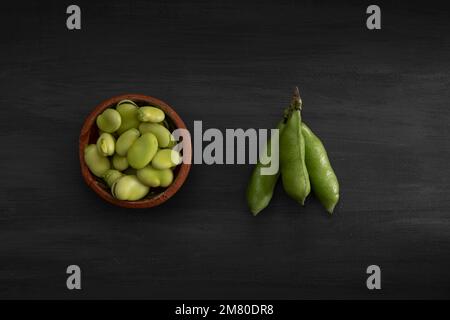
[
  {"left": 283, "top": 87, "right": 302, "bottom": 122},
  {"left": 291, "top": 86, "right": 302, "bottom": 110}
]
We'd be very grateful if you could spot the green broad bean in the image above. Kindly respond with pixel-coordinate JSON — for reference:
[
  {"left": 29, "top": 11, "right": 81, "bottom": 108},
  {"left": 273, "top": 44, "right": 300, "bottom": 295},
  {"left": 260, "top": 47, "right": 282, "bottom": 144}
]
[
  {"left": 96, "top": 109, "right": 122, "bottom": 133},
  {"left": 139, "top": 123, "right": 173, "bottom": 148},
  {"left": 280, "top": 89, "right": 310, "bottom": 205},
  {"left": 301, "top": 123, "right": 339, "bottom": 213},
  {"left": 111, "top": 175, "right": 149, "bottom": 201},
  {"left": 115, "top": 128, "right": 140, "bottom": 156},
  {"left": 116, "top": 101, "right": 140, "bottom": 135},
  {"left": 137, "top": 106, "right": 165, "bottom": 123},
  {"left": 246, "top": 120, "right": 285, "bottom": 215},
  {"left": 127, "top": 133, "right": 159, "bottom": 169},
  {"left": 151, "top": 149, "right": 181, "bottom": 170},
  {"left": 84, "top": 144, "right": 110, "bottom": 177},
  {"left": 112, "top": 154, "right": 129, "bottom": 171},
  {"left": 96, "top": 132, "right": 115, "bottom": 156},
  {"left": 137, "top": 165, "right": 174, "bottom": 187},
  {"left": 103, "top": 169, "right": 123, "bottom": 187}
]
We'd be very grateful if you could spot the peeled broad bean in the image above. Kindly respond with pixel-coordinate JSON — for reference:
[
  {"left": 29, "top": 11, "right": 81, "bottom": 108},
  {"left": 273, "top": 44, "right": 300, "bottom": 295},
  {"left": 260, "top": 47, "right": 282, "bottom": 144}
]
[
  {"left": 84, "top": 144, "right": 110, "bottom": 177},
  {"left": 116, "top": 101, "right": 140, "bottom": 135},
  {"left": 137, "top": 106, "right": 165, "bottom": 123},
  {"left": 96, "top": 133, "right": 115, "bottom": 156},
  {"left": 115, "top": 128, "right": 140, "bottom": 156},
  {"left": 96, "top": 109, "right": 122, "bottom": 133},
  {"left": 137, "top": 165, "right": 174, "bottom": 187},
  {"left": 139, "top": 123, "right": 173, "bottom": 148},
  {"left": 112, "top": 154, "right": 129, "bottom": 171},
  {"left": 111, "top": 175, "right": 149, "bottom": 201},
  {"left": 103, "top": 169, "right": 123, "bottom": 187},
  {"left": 127, "top": 133, "right": 159, "bottom": 169},
  {"left": 151, "top": 149, "right": 181, "bottom": 170}
]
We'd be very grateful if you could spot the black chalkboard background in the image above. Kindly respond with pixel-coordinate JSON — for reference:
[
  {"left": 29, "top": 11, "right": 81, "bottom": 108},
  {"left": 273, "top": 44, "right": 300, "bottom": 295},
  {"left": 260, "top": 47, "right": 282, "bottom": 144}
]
[{"left": 0, "top": 0, "right": 449, "bottom": 299}]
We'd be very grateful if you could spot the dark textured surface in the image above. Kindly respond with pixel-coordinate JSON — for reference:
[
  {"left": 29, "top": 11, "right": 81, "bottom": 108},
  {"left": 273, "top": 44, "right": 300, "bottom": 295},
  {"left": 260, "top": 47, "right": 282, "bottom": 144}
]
[{"left": 0, "top": 0, "right": 450, "bottom": 299}]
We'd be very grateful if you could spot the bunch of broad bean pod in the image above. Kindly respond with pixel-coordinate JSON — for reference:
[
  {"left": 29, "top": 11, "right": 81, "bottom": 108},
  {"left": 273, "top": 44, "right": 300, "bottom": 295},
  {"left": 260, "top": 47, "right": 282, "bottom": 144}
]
[
  {"left": 84, "top": 100, "right": 181, "bottom": 201},
  {"left": 247, "top": 88, "right": 339, "bottom": 215}
]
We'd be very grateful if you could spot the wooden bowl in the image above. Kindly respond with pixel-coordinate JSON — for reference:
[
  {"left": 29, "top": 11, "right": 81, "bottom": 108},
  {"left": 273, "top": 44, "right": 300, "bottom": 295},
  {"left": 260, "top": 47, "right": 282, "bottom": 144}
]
[{"left": 79, "top": 94, "right": 192, "bottom": 208}]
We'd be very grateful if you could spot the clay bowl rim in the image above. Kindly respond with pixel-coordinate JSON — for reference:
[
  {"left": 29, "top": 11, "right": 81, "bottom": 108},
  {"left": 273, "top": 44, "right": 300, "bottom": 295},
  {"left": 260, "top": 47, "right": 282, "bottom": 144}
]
[{"left": 79, "top": 93, "right": 192, "bottom": 209}]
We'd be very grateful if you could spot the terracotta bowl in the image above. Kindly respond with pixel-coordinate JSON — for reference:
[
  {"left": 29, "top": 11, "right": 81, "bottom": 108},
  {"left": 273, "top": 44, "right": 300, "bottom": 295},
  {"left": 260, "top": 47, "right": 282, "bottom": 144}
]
[{"left": 79, "top": 94, "right": 192, "bottom": 208}]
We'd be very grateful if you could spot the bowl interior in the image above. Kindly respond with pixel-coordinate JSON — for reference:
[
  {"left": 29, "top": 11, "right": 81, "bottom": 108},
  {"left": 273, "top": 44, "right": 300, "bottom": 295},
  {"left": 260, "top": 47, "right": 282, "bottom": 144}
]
[{"left": 79, "top": 94, "right": 191, "bottom": 208}]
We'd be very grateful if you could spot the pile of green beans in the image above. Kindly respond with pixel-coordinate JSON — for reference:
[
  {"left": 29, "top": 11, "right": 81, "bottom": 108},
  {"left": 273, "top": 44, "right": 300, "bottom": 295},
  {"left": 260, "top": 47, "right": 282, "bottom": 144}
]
[
  {"left": 84, "top": 100, "right": 181, "bottom": 201},
  {"left": 247, "top": 88, "right": 339, "bottom": 215}
]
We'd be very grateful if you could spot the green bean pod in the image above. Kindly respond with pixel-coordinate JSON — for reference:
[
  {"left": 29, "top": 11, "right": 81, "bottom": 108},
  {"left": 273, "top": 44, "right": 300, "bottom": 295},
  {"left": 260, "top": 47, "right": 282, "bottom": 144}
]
[
  {"left": 246, "top": 120, "right": 285, "bottom": 215},
  {"left": 280, "top": 89, "right": 310, "bottom": 205},
  {"left": 301, "top": 122, "right": 339, "bottom": 213}
]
